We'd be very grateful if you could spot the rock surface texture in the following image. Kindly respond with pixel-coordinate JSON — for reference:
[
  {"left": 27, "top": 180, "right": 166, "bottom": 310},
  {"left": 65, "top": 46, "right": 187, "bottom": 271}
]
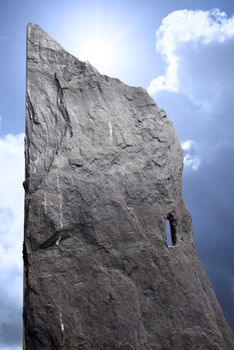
[{"left": 24, "top": 24, "right": 234, "bottom": 350}]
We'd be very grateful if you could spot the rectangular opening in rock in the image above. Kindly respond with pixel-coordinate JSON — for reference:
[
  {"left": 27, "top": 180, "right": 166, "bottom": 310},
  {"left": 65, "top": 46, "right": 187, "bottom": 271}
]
[{"left": 166, "top": 215, "right": 176, "bottom": 247}]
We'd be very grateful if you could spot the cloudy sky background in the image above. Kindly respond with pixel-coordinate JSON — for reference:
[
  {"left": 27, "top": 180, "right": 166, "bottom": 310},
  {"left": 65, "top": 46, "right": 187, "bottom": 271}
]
[{"left": 0, "top": 1, "right": 234, "bottom": 349}]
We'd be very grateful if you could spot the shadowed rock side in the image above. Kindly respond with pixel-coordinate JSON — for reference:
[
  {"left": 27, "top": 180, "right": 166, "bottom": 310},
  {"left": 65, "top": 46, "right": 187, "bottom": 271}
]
[{"left": 23, "top": 24, "right": 234, "bottom": 350}]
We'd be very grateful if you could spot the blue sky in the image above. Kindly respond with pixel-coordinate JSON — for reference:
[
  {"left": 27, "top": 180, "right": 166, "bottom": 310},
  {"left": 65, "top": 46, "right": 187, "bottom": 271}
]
[{"left": 0, "top": 0, "right": 234, "bottom": 348}]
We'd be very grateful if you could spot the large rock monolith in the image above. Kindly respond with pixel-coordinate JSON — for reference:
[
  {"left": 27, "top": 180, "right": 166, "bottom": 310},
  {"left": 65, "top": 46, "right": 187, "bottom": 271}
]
[{"left": 23, "top": 24, "right": 234, "bottom": 349}]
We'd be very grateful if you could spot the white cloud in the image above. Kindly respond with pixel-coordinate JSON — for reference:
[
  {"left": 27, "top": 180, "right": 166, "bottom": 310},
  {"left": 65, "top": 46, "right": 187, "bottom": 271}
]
[
  {"left": 0, "top": 133, "right": 24, "bottom": 348},
  {"left": 181, "top": 139, "right": 194, "bottom": 151},
  {"left": 148, "top": 9, "right": 234, "bottom": 94},
  {"left": 0, "top": 133, "right": 24, "bottom": 289},
  {"left": 181, "top": 139, "right": 201, "bottom": 171},
  {"left": 183, "top": 154, "right": 201, "bottom": 171}
]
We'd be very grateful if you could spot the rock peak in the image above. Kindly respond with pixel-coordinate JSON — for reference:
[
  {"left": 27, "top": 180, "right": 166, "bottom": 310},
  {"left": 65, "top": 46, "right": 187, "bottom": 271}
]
[
  {"left": 27, "top": 23, "right": 65, "bottom": 52},
  {"left": 23, "top": 26, "right": 234, "bottom": 350}
]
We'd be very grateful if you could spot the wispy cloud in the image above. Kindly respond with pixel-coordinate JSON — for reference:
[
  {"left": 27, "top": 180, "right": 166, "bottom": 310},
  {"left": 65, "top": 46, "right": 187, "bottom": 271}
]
[
  {"left": 181, "top": 139, "right": 201, "bottom": 170},
  {"left": 0, "top": 133, "right": 24, "bottom": 349},
  {"left": 148, "top": 9, "right": 234, "bottom": 94}
]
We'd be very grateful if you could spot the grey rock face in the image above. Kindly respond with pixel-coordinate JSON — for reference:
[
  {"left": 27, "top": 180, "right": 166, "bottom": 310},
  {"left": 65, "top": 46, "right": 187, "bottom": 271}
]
[{"left": 24, "top": 24, "right": 234, "bottom": 350}]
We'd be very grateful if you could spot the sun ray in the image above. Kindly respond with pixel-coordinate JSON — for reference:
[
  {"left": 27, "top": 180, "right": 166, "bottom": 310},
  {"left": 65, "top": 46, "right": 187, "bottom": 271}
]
[{"left": 79, "top": 36, "right": 117, "bottom": 73}]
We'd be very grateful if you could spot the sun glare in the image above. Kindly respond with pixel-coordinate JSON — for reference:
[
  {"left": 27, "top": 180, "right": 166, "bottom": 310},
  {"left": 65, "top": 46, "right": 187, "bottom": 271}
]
[{"left": 79, "top": 38, "right": 116, "bottom": 73}]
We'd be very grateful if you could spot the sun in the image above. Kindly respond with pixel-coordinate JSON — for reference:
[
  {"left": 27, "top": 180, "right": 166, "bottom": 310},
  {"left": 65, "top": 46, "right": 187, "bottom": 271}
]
[{"left": 79, "top": 37, "right": 116, "bottom": 73}]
